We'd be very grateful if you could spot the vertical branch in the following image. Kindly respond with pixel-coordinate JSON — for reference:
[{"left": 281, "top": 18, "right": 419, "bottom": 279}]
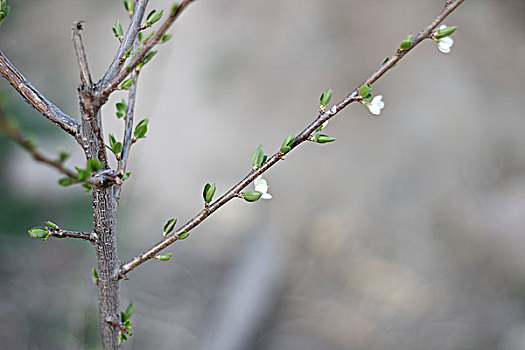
[{"left": 72, "top": 21, "right": 93, "bottom": 90}]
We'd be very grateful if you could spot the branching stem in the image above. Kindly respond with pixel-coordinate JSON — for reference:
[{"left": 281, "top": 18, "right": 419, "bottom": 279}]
[{"left": 118, "top": 0, "right": 466, "bottom": 278}]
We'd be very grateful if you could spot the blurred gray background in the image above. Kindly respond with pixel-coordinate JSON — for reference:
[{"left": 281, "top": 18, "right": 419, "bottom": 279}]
[{"left": 1, "top": 0, "right": 525, "bottom": 349}]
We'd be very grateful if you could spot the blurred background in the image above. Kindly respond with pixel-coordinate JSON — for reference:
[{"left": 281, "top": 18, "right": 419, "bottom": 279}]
[{"left": 1, "top": 0, "right": 525, "bottom": 349}]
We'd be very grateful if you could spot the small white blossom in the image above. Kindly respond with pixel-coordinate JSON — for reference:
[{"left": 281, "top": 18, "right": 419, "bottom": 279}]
[
  {"left": 436, "top": 25, "right": 454, "bottom": 54},
  {"left": 254, "top": 176, "right": 272, "bottom": 199},
  {"left": 366, "top": 95, "right": 384, "bottom": 115}
]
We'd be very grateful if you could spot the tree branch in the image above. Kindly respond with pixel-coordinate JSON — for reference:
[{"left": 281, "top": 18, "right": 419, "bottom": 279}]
[
  {"left": 97, "top": 0, "right": 149, "bottom": 93},
  {"left": 50, "top": 228, "right": 98, "bottom": 243},
  {"left": 72, "top": 21, "right": 93, "bottom": 91},
  {"left": 118, "top": 0, "right": 466, "bottom": 278},
  {"left": 0, "top": 51, "right": 81, "bottom": 140},
  {"left": 0, "top": 109, "right": 123, "bottom": 187},
  {"left": 98, "top": 0, "right": 196, "bottom": 100}
]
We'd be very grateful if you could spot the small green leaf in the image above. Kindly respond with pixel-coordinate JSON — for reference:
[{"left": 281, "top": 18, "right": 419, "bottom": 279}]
[
  {"left": 120, "top": 77, "right": 134, "bottom": 90},
  {"left": 118, "top": 333, "right": 126, "bottom": 346},
  {"left": 112, "top": 19, "right": 124, "bottom": 39},
  {"left": 82, "top": 183, "right": 93, "bottom": 193},
  {"left": 123, "top": 0, "right": 134, "bottom": 15},
  {"left": 122, "top": 171, "right": 131, "bottom": 180},
  {"left": 92, "top": 266, "right": 99, "bottom": 284},
  {"left": 400, "top": 34, "right": 413, "bottom": 50},
  {"left": 125, "top": 302, "right": 135, "bottom": 318},
  {"left": 134, "top": 118, "right": 149, "bottom": 139},
  {"left": 28, "top": 227, "right": 49, "bottom": 240},
  {"left": 171, "top": 2, "right": 179, "bottom": 15},
  {"left": 87, "top": 158, "right": 104, "bottom": 173},
  {"left": 251, "top": 145, "right": 264, "bottom": 168},
  {"left": 358, "top": 85, "right": 370, "bottom": 99},
  {"left": 123, "top": 47, "right": 132, "bottom": 59},
  {"left": 142, "top": 30, "right": 155, "bottom": 44},
  {"left": 163, "top": 218, "right": 177, "bottom": 236},
  {"left": 313, "top": 134, "right": 336, "bottom": 144},
  {"left": 203, "top": 183, "right": 216, "bottom": 204},
  {"left": 319, "top": 89, "right": 333, "bottom": 108},
  {"left": 76, "top": 167, "right": 92, "bottom": 182},
  {"left": 58, "top": 177, "right": 75, "bottom": 186},
  {"left": 383, "top": 56, "right": 390, "bottom": 65},
  {"left": 160, "top": 34, "right": 172, "bottom": 43},
  {"left": 242, "top": 191, "right": 262, "bottom": 202},
  {"left": 146, "top": 9, "right": 163, "bottom": 27},
  {"left": 45, "top": 221, "right": 59, "bottom": 229},
  {"left": 155, "top": 253, "right": 173, "bottom": 261},
  {"left": 280, "top": 134, "right": 295, "bottom": 154},
  {"left": 139, "top": 50, "right": 157, "bottom": 68},
  {"left": 178, "top": 231, "right": 189, "bottom": 240},
  {"left": 58, "top": 150, "right": 70, "bottom": 163},
  {"left": 116, "top": 99, "right": 127, "bottom": 118},
  {"left": 124, "top": 319, "right": 132, "bottom": 331},
  {"left": 434, "top": 26, "right": 457, "bottom": 40}
]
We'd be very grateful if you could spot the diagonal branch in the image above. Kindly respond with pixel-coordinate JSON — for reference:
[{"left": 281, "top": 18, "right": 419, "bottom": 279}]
[
  {"left": 0, "top": 51, "right": 81, "bottom": 140},
  {"left": 0, "top": 109, "right": 117, "bottom": 187},
  {"left": 97, "top": 0, "right": 149, "bottom": 93},
  {"left": 118, "top": 0, "right": 466, "bottom": 278},
  {"left": 98, "top": 0, "right": 195, "bottom": 100},
  {"left": 49, "top": 228, "right": 99, "bottom": 244}
]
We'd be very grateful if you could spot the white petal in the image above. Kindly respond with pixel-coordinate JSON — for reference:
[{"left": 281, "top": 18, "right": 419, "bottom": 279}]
[
  {"left": 441, "top": 37, "right": 453, "bottom": 47},
  {"left": 437, "top": 41, "right": 451, "bottom": 53},
  {"left": 261, "top": 193, "right": 272, "bottom": 200},
  {"left": 254, "top": 177, "right": 268, "bottom": 193},
  {"left": 438, "top": 25, "right": 447, "bottom": 30},
  {"left": 368, "top": 105, "right": 381, "bottom": 115}
]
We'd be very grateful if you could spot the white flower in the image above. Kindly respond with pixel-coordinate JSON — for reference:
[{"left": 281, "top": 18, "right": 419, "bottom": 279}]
[
  {"left": 254, "top": 176, "right": 272, "bottom": 200},
  {"left": 436, "top": 25, "right": 454, "bottom": 54},
  {"left": 366, "top": 95, "right": 384, "bottom": 115}
]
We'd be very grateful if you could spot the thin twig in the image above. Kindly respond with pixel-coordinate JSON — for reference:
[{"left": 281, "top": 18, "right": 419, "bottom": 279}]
[
  {"left": 0, "top": 110, "right": 121, "bottom": 187},
  {"left": 118, "top": 0, "right": 466, "bottom": 278},
  {"left": 50, "top": 228, "right": 98, "bottom": 244},
  {"left": 0, "top": 51, "right": 81, "bottom": 140},
  {"left": 97, "top": 0, "right": 149, "bottom": 93},
  {"left": 99, "top": 0, "right": 196, "bottom": 100},
  {"left": 115, "top": 48, "right": 141, "bottom": 200},
  {"left": 72, "top": 21, "right": 94, "bottom": 91}
]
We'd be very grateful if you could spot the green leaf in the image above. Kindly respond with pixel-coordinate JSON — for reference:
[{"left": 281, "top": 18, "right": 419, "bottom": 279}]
[
  {"left": 120, "top": 77, "right": 134, "bottom": 90},
  {"left": 124, "top": 319, "right": 132, "bottom": 331},
  {"left": 146, "top": 9, "right": 163, "bottom": 27},
  {"left": 163, "top": 218, "right": 177, "bottom": 236},
  {"left": 0, "top": 1, "right": 10, "bottom": 25},
  {"left": 118, "top": 333, "right": 125, "bottom": 346},
  {"left": 171, "top": 2, "right": 179, "bottom": 15},
  {"left": 28, "top": 227, "right": 49, "bottom": 240},
  {"left": 203, "top": 183, "right": 216, "bottom": 204},
  {"left": 92, "top": 266, "right": 99, "bottom": 284},
  {"left": 112, "top": 19, "right": 124, "bottom": 39},
  {"left": 434, "top": 26, "right": 457, "bottom": 40},
  {"left": 134, "top": 118, "right": 149, "bottom": 139},
  {"left": 178, "top": 231, "right": 189, "bottom": 240},
  {"left": 319, "top": 89, "right": 333, "bottom": 108},
  {"left": 358, "top": 85, "right": 370, "bottom": 99},
  {"left": 76, "top": 167, "right": 91, "bottom": 182},
  {"left": 58, "top": 177, "right": 75, "bottom": 186},
  {"left": 123, "top": 0, "right": 134, "bottom": 14},
  {"left": 280, "top": 134, "right": 295, "bottom": 153},
  {"left": 160, "top": 34, "right": 172, "bottom": 43},
  {"left": 142, "top": 31, "right": 155, "bottom": 44},
  {"left": 251, "top": 145, "right": 264, "bottom": 168},
  {"left": 155, "top": 253, "right": 173, "bottom": 261},
  {"left": 109, "top": 134, "right": 117, "bottom": 148},
  {"left": 242, "top": 191, "right": 262, "bottom": 202},
  {"left": 123, "top": 48, "right": 132, "bottom": 59},
  {"left": 87, "top": 158, "right": 104, "bottom": 173},
  {"left": 116, "top": 99, "right": 127, "bottom": 118},
  {"left": 125, "top": 302, "right": 135, "bottom": 318},
  {"left": 122, "top": 171, "right": 131, "bottom": 180},
  {"left": 82, "top": 183, "right": 93, "bottom": 193},
  {"left": 45, "top": 221, "right": 59, "bottom": 229},
  {"left": 58, "top": 150, "right": 70, "bottom": 163},
  {"left": 140, "top": 50, "right": 157, "bottom": 67},
  {"left": 383, "top": 56, "right": 389, "bottom": 65},
  {"left": 313, "top": 134, "right": 336, "bottom": 144},
  {"left": 400, "top": 34, "right": 413, "bottom": 50}
]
